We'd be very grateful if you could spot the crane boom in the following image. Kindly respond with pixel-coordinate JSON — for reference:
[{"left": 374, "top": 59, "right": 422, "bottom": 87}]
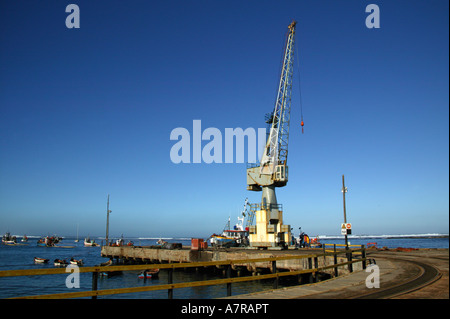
[{"left": 260, "top": 21, "right": 296, "bottom": 175}]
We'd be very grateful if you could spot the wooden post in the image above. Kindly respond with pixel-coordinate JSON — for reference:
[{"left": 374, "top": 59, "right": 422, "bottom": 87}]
[
  {"left": 313, "top": 256, "right": 318, "bottom": 283},
  {"left": 347, "top": 247, "right": 353, "bottom": 273},
  {"left": 361, "top": 245, "right": 366, "bottom": 270},
  {"left": 272, "top": 260, "right": 278, "bottom": 289},
  {"left": 168, "top": 267, "right": 173, "bottom": 299},
  {"left": 226, "top": 265, "right": 232, "bottom": 297},
  {"left": 308, "top": 257, "right": 313, "bottom": 283},
  {"left": 333, "top": 244, "right": 338, "bottom": 277},
  {"left": 92, "top": 271, "right": 98, "bottom": 300}
]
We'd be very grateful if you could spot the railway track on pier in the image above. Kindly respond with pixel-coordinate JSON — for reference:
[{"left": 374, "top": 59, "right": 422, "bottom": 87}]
[{"left": 354, "top": 252, "right": 443, "bottom": 299}]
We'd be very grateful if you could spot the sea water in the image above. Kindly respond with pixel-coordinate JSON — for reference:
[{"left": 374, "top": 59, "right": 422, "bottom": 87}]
[
  {"left": 0, "top": 235, "right": 448, "bottom": 299},
  {"left": 0, "top": 237, "right": 278, "bottom": 299}
]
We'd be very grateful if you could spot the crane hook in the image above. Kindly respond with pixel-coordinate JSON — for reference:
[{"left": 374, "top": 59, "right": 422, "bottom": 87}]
[{"left": 300, "top": 119, "right": 304, "bottom": 134}]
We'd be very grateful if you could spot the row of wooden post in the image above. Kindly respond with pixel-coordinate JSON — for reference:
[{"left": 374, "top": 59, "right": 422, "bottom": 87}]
[{"left": 90, "top": 245, "right": 366, "bottom": 299}]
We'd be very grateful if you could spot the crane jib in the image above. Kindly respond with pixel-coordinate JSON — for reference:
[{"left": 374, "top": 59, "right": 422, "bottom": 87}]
[{"left": 260, "top": 21, "right": 296, "bottom": 175}]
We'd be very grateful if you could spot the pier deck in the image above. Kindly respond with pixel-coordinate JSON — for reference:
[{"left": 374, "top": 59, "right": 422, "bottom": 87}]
[
  {"left": 222, "top": 249, "right": 449, "bottom": 299},
  {"left": 101, "top": 245, "right": 362, "bottom": 275}
]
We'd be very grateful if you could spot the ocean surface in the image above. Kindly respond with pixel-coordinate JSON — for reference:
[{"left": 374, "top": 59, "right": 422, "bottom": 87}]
[{"left": 0, "top": 234, "right": 448, "bottom": 299}]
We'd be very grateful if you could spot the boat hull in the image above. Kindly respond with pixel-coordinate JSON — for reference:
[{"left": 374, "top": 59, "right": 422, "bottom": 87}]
[
  {"left": 210, "top": 236, "right": 237, "bottom": 247},
  {"left": 138, "top": 269, "right": 159, "bottom": 279},
  {"left": 34, "top": 258, "right": 49, "bottom": 263}
]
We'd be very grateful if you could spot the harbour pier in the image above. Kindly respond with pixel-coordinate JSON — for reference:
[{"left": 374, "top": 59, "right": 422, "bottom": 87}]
[{"left": 100, "top": 245, "right": 364, "bottom": 277}]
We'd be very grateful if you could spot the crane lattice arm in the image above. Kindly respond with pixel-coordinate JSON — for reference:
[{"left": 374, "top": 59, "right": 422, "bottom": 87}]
[{"left": 260, "top": 21, "right": 296, "bottom": 175}]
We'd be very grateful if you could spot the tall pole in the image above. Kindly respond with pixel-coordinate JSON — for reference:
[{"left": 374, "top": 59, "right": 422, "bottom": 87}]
[
  {"left": 106, "top": 194, "right": 111, "bottom": 245},
  {"left": 341, "top": 175, "right": 348, "bottom": 248}
]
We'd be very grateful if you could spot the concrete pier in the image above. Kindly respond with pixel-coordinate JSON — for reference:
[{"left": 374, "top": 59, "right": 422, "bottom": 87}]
[{"left": 101, "top": 245, "right": 362, "bottom": 276}]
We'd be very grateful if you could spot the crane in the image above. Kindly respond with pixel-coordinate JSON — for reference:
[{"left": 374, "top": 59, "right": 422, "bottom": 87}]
[{"left": 246, "top": 21, "right": 298, "bottom": 249}]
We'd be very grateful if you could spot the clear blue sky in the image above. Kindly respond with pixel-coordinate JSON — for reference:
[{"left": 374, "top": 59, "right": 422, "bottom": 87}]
[{"left": 1, "top": 0, "right": 448, "bottom": 238}]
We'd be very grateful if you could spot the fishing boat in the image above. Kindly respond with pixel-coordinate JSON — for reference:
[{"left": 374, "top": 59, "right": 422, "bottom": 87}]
[
  {"left": 2, "top": 232, "right": 17, "bottom": 245},
  {"left": 97, "top": 259, "right": 122, "bottom": 277},
  {"left": 209, "top": 216, "right": 249, "bottom": 248},
  {"left": 138, "top": 269, "right": 159, "bottom": 279},
  {"left": 34, "top": 257, "right": 49, "bottom": 263},
  {"left": 37, "top": 236, "right": 62, "bottom": 247},
  {"left": 54, "top": 259, "right": 69, "bottom": 267},
  {"left": 84, "top": 236, "right": 99, "bottom": 247},
  {"left": 21, "top": 235, "right": 28, "bottom": 242},
  {"left": 70, "top": 257, "right": 84, "bottom": 266},
  {"left": 209, "top": 199, "right": 253, "bottom": 248}
]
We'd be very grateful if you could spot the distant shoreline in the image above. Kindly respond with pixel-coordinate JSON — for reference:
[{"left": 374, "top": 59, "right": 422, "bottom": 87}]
[
  {"left": 5, "top": 233, "right": 449, "bottom": 240},
  {"left": 319, "top": 234, "right": 449, "bottom": 240}
]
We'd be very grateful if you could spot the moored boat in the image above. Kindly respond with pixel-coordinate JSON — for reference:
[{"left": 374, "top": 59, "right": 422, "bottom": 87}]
[
  {"left": 54, "top": 259, "right": 69, "bottom": 267},
  {"left": 34, "top": 257, "right": 49, "bottom": 263},
  {"left": 209, "top": 199, "right": 253, "bottom": 248},
  {"left": 84, "top": 236, "right": 99, "bottom": 247},
  {"left": 209, "top": 216, "right": 249, "bottom": 248},
  {"left": 37, "top": 235, "right": 62, "bottom": 247},
  {"left": 138, "top": 269, "right": 159, "bottom": 279},
  {"left": 70, "top": 257, "right": 84, "bottom": 266},
  {"left": 97, "top": 259, "right": 122, "bottom": 277},
  {"left": 2, "top": 232, "right": 17, "bottom": 245}
]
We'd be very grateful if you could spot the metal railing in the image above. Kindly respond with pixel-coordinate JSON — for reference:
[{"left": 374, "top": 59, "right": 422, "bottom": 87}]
[
  {"left": 0, "top": 246, "right": 366, "bottom": 299},
  {"left": 249, "top": 202, "right": 283, "bottom": 212}
]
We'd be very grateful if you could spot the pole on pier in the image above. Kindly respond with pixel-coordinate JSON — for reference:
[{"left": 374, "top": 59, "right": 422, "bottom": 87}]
[
  {"left": 106, "top": 194, "right": 112, "bottom": 245},
  {"left": 341, "top": 175, "right": 348, "bottom": 249}
]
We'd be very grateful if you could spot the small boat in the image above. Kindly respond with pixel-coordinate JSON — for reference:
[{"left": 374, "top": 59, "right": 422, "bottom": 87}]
[
  {"left": 34, "top": 257, "right": 49, "bottom": 264},
  {"left": 2, "top": 232, "right": 17, "bottom": 245},
  {"left": 84, "top": 236, "right": 99, "bottom": 247},
  {"left": 138, "top": 269, "right": 159, "bottom": 279},
  {"left": 37, "top": 238, "right": 47, "bottom": 247},
  {"left": 37, "top": 235, "right": 63, "bottom": 247},
  {"left": 97, "top": 259, "right": 122, "bottom": 277},
  {"left": 99, "top": 259, "right": 113, "bottom": 267},
  {"left": 70, "top": 257, "right": 84, "bottom": 266},
  {"left": 21, "top": 235, "right": 28, "bottom": 242},
  {"left": 54, "top": 259, "right": 69, "bottom": 267}
]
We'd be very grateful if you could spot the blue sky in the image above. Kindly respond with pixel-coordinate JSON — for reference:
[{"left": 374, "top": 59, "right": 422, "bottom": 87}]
[{"left": 0, "top": 0, "right": 448, "bottom": 238}]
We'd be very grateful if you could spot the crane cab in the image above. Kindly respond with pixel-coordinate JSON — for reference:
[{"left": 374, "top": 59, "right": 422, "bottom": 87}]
[{"left": 275, "top": 165, "right": 288, "bottom": 184}]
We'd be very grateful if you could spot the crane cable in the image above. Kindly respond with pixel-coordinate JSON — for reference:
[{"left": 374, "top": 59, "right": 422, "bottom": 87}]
[{"left": 295, "top": 36, "right": 304, "bottom": 134}]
